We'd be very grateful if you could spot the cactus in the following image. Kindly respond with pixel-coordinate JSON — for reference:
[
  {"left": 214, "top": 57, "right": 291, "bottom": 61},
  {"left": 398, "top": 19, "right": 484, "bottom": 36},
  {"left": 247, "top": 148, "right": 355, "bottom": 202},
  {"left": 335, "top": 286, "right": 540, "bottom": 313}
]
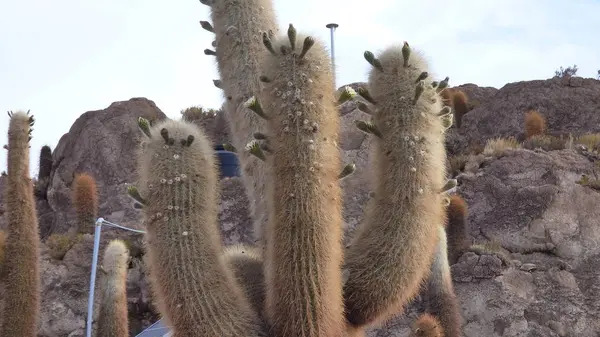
[
  {"left": 257, "top": 26, "right": 345, "bottom": 337},
  {"left": 409, "top": 313, "right": 445, "bottom": 337},
  {"left": 96, "top": 240, "right": 130, "bottom": 337},
  {"left": 72, "top": 173, "right": 99, "bottom": 234},
  {"left": 524, "top": 109, "right": 546, "bottom": 139},
  {"left": 136, "top": 118, "right": 264, "bottom": 336},
  {"left": 34, "top": 145, "right": 53, "bottom": 199},
  {"left": 342, "top": 44, "right": 451, "bottom": 327},
  {"left": 424, "top": 225, "right": 463, "bottom": 337},
  {"left": 451, "top": 90, "right": 469, "bottom": 128},
  {"left": 1, "top": 110, "right": 40, "bottom": 337},
  {"left": 445, "top": 194, "right": 470, "bottom": 265},
  {"left": 203, "top": 0, "right": 278, "bottom": 246}
]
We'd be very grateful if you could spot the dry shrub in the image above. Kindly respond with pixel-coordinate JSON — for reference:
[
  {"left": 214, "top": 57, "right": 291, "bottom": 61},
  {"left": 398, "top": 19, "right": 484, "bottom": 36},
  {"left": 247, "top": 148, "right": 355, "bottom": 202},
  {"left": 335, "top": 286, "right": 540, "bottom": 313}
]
[
  {"left": 574, "top": 133, "right": 600, "bottom": 153},
  {"left": 47, "top": 233, "right": 81, "bottom": 260},
  {"left": 448, "top": 155, "right": 469, "bottom": 177},
  {"left": 522, "top": 134, "right": 566, "bottom": 151},
  {"left": 483, "top": 137, "right": 520, "bottom": 157},
  {"left": 524, "top": 109, "right": 546, "bottom": 139},
  {"left": 181, "top": 106, "right": 229, "bottom": 144},
  {"left": 576, "top": 174, "right": 600, "bottom": 191}
]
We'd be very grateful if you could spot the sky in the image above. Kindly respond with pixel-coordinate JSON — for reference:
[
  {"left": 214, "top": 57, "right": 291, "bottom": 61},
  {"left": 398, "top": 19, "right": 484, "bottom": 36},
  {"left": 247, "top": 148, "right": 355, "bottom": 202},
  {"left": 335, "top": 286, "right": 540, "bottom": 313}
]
[{"left": 0, "top": 0, "right": 599, "bottom": 176}]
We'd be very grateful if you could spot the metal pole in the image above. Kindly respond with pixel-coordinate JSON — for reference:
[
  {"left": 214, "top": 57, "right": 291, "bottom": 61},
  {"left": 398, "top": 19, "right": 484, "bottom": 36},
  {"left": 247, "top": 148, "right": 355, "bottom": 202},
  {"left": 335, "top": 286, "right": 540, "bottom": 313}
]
[
  {"left": 326, "top": 23, "right": 339, "bottom": 86},
  {"left": 86, "top": 218, "right": 104, "bottom": 337}
]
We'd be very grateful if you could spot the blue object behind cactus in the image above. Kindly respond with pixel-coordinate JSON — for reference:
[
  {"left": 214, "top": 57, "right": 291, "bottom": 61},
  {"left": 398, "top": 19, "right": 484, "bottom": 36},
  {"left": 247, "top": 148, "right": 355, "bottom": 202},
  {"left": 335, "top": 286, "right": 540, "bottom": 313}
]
[{"left": 214, "top": 144, "right": 240, "bottom": 177}]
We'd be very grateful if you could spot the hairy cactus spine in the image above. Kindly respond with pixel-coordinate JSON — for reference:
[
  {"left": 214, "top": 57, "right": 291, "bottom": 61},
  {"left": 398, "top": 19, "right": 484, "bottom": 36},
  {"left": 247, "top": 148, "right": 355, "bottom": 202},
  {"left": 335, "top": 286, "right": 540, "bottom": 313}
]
[
  {"left": 1, "top": 110, "right": 40, "bottom": 337},
  {"left": 424, "top": 226, "right": 462, "bottom": 337},
  {"left": 258, "top": 27, "right": 345, "bottom": 337},
  {"left": 343, "top": 44, "right": 451, "bottom": 327},
  {"left": 445, "top": 194, "right": 470, "bottom": 265},
  {"left": 137, "top": 119, "right": 263, "bottom": 336},
  {"left": 96, "top": 240, "right": 130, "bottom": 337},
  {"left": 410, "top": 313, "right": 445, "bottom": 337},
  {"left": 72, "top": 173, "right": 99, "bottom": 234},
  {"left": 205, "top": 0, "right": 278, "bottom": 245}
]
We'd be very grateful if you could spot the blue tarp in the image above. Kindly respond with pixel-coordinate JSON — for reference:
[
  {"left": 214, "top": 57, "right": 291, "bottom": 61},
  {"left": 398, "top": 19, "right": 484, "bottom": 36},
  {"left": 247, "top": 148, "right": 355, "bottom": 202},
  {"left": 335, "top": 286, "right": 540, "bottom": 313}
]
[{"left": 135, "top": 319, "right": 170, "bottom": 337}]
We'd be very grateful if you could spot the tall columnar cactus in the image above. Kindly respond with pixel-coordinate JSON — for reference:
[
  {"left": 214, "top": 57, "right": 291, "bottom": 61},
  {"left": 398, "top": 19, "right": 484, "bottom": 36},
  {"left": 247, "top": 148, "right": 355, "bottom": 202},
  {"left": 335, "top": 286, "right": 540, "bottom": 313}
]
[
  {"left": 1, "top": 110, "right": 40, "bottom": 337},
  {"left": 72, "top": 173, "right": 99, "bottom": 234},
  {"left": 135, "top": 118, "right": 264, "bottom": 336},
  {"left": 343, "top": 43, "right": 454, "bottom": 327},
  {"left": 224, "top": 244, "right": 265, "bottom": 318},
  {"left": 424, "top": 226, "right": 462, "bottom": 337},
  {"left": 255, "top": 26, "right": 345, "bottom": 337},
  {"left": 96, "top": 240, "right": 130, "bottom": 337},
  {"left": 34, "top": 145, "right": 53, "bottom": 199},
  {"left": 200, "top": 0, "right": 278, "bottom": 246}
]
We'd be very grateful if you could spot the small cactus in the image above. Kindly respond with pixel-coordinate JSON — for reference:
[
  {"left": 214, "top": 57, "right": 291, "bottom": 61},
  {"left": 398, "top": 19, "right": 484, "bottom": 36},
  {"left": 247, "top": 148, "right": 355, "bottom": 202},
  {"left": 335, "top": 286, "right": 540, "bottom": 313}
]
[
  {"left": 72, "top": 173, "right": 99, "bottom": 234},
  {"left": 445, "top": 194, "right": 470, "bottom": 264},
  {"left": 96, "top": 240, "right": 130, "bottom": 337},
  {"left": 524, "top": 109, "right": 546, "bottom": 139},
  {"left": 410, "top": 313, "right": 445, "bottom": 337}
]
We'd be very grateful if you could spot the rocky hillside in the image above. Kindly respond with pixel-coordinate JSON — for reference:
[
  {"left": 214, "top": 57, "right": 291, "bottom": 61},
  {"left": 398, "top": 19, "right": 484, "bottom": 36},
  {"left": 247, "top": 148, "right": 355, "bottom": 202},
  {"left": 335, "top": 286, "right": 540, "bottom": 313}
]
[{"left": 1, "top": 76, "right": 600, "bottom": 337}]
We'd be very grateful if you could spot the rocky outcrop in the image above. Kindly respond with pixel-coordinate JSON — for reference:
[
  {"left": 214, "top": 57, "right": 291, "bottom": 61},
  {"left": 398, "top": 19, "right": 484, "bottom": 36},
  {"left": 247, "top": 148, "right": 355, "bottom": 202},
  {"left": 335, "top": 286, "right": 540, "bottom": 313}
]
[{"left": 3, "top": 78, "right": 600, "bottom": 336}]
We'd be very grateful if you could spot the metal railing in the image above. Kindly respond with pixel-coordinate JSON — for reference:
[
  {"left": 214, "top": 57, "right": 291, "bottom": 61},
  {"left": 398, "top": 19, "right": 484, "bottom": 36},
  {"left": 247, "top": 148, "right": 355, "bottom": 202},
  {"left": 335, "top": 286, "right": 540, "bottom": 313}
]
[{"left": 85, "top": 217, "right": 146, "bottom": 337}]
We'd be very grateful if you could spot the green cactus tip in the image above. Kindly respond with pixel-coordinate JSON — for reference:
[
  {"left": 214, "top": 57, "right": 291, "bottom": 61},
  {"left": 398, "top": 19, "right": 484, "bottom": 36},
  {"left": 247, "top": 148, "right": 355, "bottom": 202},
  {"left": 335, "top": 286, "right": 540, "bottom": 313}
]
[
  {"left": 137, "top": 117, "right": 151, "bottom": 138},
  {"left": 415, "top": 71, "right": 428, "bottom": 83},
  {"left": 287, "top": 24, "right": 297, "bottom": 50},
  {"left": 253, "top": 132, "right": 268, "bottom": 140},
  {"left": 437, "top": 76, "right": 450, "bottom": 92},
  {"left": 339, "top": 163, "right": 356, "bottom": 179},
  {"left": 244, "top": 96, "right": 269, "bottom": 120},
  {"left": 213, "top": 79, "right": 222, "bottom": 88},
  {"left": 199, "top": 0, "right": 213, "bottom": 6},
  {"left": 413, "top": 81, "right": 426, "bottom": 105},
  {"left": 440, "top": 179, "right": 457, "bottom": 193},
  {"left": 199, "top": 20, "right": 214, "bottom": 33},
  {"left": 262, "top": 32, "right": 277, "bottom": 55},
  {"left": 259, "top": 75, "right": 271, "bottom": 83},
  {"left": 245, "top": 140, "right": 266, "bottom": 161},
  {"left": 354, "top": 120, "right": 382, "bottom": 138},
  {"left": 356, "top": 101, "right": 373, "bottom": 115},
  {"left": 298, "top": 36, "right": 315, "bottom": 60},
  {"left": 126, "top": 185, "right": 146, "bottom": 205},
  {"left": 338, "top": 86, "right": 357, "bottom": 104},
  {"left": 204, "top": 49, "right": 216, "bottom": 56},
  {"left": 364, "top": 51, "right": 383, "bottom": 72},
  {"left": 160, "top": 128, "right": 175, "bottom": 145},
  {"left": 223, "top": 143, "right": 237, "bottom": 153},
  {"left": 402, "top": 41, "right": 411, "bottom": 67},
  {"left": 357, "top": 87, "right": 376, "bottom": 104}
]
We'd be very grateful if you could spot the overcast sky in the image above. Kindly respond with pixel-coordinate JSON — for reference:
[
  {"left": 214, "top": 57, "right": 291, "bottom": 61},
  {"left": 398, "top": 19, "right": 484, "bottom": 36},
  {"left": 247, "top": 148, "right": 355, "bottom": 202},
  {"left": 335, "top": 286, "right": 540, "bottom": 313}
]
[{"left": 1, "top": 0, "right": 599, "bottom": 175}]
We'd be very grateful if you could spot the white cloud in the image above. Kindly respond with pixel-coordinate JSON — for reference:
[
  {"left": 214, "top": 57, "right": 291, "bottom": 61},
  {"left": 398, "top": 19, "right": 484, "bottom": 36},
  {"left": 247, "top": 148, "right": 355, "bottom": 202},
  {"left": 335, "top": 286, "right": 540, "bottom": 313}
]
[{"left": 0, "top": 0, "right": 598, "bottom": 174}]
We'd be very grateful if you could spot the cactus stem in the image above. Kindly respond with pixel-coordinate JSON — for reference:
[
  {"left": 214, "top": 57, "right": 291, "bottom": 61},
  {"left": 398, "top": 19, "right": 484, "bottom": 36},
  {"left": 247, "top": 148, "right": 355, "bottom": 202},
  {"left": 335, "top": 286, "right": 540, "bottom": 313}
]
[
  {"left": 199, "top": 20, "right": 214, "bottom": 32},
  {"left": 298, "top": 36, "right": 315, "bottom": 60},
  {"left": 364, "top": 51, "right": 384, "bottom": 72},
  {"left": 259, "top": 75, "right": 271, "bottom": 83},
  {"left": 198, "top": 0, "right": 213, "bottom": 6},
  {"left": 339, "top": 163, "right": 356, "bottom": 179},
  {"left": 180, "top": 135, "right": 195, "bottom": 147},
  {"left": 127, "top": 185, "right": 147, "bottom": 205},
  {"left": 357, "top": 87, "right": 376, "bottom": 104},
  {"left": 244, "top": 96, "right": 269, "bottom": 120},
  {"left": 204, "top": 49, "right": 217, "bottom": 56},
  {"left": 413, "top": 81, "right": 425, "bottom": 105},
  {"left": 415, "top": 71, "right": 428, "bottom": 83},
  {"left": 354, "top": 120, "right": 382, "bottom": 138},
  {"left": 431, "top": 81, "right": 439, "bottom": 89},
  {"left": 213, "top": 79, "right": 222, "bottom": 88},
  {"left": 402, "top": 41, "right": 411, "bottom": 67},
  {"left": 356, "top": 101, "right": 373, "bottom": 115},
  {"left": 245, "top": 140, "right": 266, "bottom": 161},
  {"left": 287, "top": 24, "right": 297, "bottom": 50},
  {"left": 338, "top": 86, "right": 357, "bottom": 104},
  {"left": 262, "top": 32, "right": 277, "bottom": 55}
]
